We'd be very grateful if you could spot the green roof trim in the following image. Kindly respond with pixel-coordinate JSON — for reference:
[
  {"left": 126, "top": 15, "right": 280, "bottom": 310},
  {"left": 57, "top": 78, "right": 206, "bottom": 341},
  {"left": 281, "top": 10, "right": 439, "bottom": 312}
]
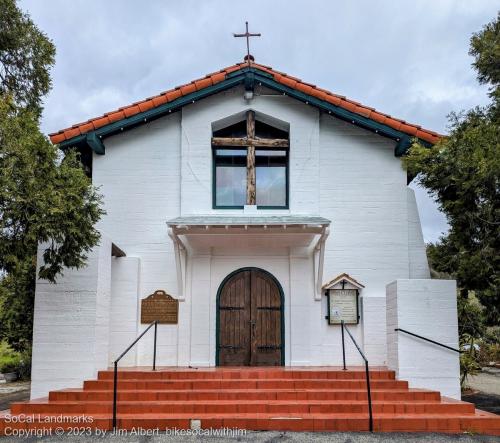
[{"left": 59, "top": 67, "right": 431, "bottom": 156}]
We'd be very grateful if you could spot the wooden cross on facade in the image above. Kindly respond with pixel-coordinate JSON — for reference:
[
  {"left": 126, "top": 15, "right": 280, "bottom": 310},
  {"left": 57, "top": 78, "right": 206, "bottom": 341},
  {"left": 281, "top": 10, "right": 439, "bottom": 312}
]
[
  {"left": 233, "top": 22, "right": 261, "bottom": 65},
  {"left": 212, "top": 111, "right": 289, "bottom": 205}
]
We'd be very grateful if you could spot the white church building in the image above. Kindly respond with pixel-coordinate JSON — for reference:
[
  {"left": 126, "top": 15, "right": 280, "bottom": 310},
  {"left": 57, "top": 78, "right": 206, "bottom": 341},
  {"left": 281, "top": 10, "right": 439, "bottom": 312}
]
[{"left": 32, "top": 60, "right": 460, "bottom": 401}]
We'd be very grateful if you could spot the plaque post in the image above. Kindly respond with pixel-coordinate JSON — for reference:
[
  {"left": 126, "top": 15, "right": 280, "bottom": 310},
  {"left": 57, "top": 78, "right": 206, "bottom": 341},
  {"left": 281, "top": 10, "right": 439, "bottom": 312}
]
[
  {"left": 341, "top": 320, "right": 347, "bottom": 370},
  {"left": 153, "top": 321, "right": 157, "bottom": 371},
  {"left": 112, "top": 361, "right": 118, "bottom": 429}
]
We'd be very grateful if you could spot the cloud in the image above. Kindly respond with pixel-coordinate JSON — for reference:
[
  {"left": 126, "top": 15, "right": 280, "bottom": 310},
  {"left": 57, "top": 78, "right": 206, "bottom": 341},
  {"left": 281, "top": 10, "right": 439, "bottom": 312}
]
[{"left": 20, "top": 0, "right": 499, "bottom": 242}]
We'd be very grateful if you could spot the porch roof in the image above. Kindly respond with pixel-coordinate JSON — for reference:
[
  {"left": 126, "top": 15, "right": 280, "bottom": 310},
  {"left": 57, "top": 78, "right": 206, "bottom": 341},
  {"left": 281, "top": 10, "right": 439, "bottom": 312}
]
[
  {"left": 166, "top": 215, "right": 330, "bottom": 228},
  {"left": 166, "top": 215, "right": 330, "bottom": 301}
]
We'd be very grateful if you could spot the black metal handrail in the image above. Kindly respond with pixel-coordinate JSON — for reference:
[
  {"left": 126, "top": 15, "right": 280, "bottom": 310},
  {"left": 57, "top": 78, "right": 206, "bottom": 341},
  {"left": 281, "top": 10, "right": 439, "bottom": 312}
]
[
  {"left": 112, "top": 320, "right": 158, "bottom": 430},
  {"left": 394, "top": 328, "right": 462, "bottom": 353},
  {"left": 340, "top": 320, "right": 373, "bottom": 432}
]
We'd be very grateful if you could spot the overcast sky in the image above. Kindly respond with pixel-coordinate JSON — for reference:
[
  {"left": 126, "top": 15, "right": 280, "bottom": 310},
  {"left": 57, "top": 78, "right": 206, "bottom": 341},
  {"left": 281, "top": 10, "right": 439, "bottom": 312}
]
[{"left": 20, "top": 0, "right": 498, "bottom": 242}]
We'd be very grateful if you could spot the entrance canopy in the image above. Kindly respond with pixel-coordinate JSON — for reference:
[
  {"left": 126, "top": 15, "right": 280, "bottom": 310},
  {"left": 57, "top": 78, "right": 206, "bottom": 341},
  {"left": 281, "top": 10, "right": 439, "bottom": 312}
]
[{"left": 166, "top": 215, "right": 330, "bottom": 300}]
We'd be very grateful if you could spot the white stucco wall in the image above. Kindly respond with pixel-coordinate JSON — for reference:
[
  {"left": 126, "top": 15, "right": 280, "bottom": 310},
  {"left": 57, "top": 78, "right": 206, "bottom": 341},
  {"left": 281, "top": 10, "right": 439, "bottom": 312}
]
[
  {"left": 108, "top": 257, "right": 140, "bottom": 366},
  {"left": 407, "top": 188, "right": 431, "bottom": 279},
  {"left": 88, "top": 85, "right": 430, "bottom": 367},
  {"left": 92, "top": 113, "right": 182, "bottom": 366},
  {"left": 31, "top": 83, "right": 439, "bottom": 395},
  {"left": 31, "top": 236, "right": 112, "bottom": 399},
  {"left": 386, "top": 279, "right": 460, "bottom": 399},
  {"left": 319, "top": 114, "right": 412, "bottom": 365}
]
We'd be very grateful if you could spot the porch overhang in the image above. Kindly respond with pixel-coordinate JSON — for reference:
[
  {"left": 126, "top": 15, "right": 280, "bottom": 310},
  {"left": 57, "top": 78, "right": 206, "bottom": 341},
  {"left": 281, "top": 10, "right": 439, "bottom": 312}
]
[{"left": 166, "top": 215, "right": 330, "bottom": 300}]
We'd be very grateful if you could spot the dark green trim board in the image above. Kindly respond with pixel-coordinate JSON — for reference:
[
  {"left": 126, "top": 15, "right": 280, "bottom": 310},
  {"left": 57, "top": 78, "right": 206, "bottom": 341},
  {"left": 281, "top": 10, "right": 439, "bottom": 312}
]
[
  {"left": 85, "top": 132, "right": 105, "bottom": 155},
  {"left": 244, "top": 71, "right": 255, "bottom": 92},
  {"left": 395, "top": 136, "right": 413, "bottom": 157},
  {"left": 215, "top": 267, "right": 285, "bottom": 366},
  {"left": 58, "top": 67, "right": 434, "bottom": 156},
  {"left": 59, "top": 75, "right": 245, "bottom": 154}
]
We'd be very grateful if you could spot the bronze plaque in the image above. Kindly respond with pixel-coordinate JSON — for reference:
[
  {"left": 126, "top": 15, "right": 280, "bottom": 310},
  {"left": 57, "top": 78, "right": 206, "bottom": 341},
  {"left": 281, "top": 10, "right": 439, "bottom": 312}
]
[{"left": 141, "top": 290, "right": 178, "bottom": 324}]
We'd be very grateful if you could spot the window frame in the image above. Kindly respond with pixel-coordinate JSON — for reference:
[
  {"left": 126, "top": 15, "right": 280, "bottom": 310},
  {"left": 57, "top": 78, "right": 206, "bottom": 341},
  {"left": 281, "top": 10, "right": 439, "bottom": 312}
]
[
  {"left": 212, "top": 146, "right": 289, "bottom": 210},
  {"left": 212, "top": 147, "right": 248, "bottom": 209}
]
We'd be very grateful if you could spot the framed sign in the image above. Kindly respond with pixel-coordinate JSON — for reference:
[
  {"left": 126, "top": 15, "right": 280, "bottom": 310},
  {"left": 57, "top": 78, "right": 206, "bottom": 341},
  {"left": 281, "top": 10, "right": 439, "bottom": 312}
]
[
  {"left": 326, "top": 288, "right": 359, "bottom": 324},
  {"left": 323, "top": 273, "right": 364, "bottom": 325},
  {"left": 141, "top": 290, "right": 178, "bottom": 324}
]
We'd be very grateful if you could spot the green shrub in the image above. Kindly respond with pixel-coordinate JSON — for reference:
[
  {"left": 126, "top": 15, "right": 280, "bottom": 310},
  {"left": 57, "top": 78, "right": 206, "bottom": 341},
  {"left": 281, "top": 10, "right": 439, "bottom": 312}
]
[
  {"left": 16, "top": 347, "right": 31, "bottom": 380},
  {"left": 478, "top": 342, "right": 500, "bottom": 365},
  {"left": 460, "top": 351, "right": 481, "bottom": 389},
  {"left": 0, "top": 354, "right": 21, "bottom": 373},
  {"left": 0, "top": 341, "right": 31, "bottom": 379}
]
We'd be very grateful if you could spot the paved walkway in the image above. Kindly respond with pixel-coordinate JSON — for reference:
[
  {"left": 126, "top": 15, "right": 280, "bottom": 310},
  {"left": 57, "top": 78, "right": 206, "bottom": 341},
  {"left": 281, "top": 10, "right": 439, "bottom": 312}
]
[
  {"left": 0, "top": 382, "right": 30, "bottom": 412},
  {"left": 468, "top": 369, "right": 500, "bottom": 396},
  {"left": 462, "top": 368, "right": 500, "bottom": 415},
  {"left": 0, "top": 431, "right": 499, "bottom": 442}
]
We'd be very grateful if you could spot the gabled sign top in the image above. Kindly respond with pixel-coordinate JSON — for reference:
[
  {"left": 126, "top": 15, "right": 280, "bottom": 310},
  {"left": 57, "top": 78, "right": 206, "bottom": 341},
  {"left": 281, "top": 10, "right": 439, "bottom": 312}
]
[{"left": 322, "top": 273, "right": 365, "bottom": 290}]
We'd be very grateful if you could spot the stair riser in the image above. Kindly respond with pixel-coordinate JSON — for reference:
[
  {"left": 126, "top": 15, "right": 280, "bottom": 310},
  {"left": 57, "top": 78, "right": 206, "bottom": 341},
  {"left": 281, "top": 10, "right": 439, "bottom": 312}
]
[
  {"left": 1, "top": 417, "right": 498, "bottom": 435},
  {"left": 83, "top": 380, "right": 408, "bottom": 390},
  {"left": 50, "top": 391, "right": 440, "bottom": 402},
  {"left": 97, "top": 371, "right": 395, "bottom": 381},
  {"left": 11, "top": 402, "right": 475, "bottom": 415}
]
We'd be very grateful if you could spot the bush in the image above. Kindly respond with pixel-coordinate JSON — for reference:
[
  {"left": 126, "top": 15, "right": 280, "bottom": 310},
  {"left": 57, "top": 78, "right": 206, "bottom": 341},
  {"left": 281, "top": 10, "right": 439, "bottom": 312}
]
[
  {"left": 0, "top": 341, "right": 31, "bottom": 379},
  {"left": 16, "top": 347, "right": 31, "bottom": 380},
  {"left": 478, "top": 342, "right": 500, "bottom": 366},
  {"left": 460, "top": 351, "right": 481, "bottom": 389}
]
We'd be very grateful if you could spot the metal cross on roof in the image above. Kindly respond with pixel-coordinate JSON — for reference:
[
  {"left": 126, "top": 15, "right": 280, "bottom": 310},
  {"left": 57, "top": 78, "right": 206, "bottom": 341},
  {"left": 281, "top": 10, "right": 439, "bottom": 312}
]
[{"left": 233, "top": 21, "right": 261, "bottom": 65}]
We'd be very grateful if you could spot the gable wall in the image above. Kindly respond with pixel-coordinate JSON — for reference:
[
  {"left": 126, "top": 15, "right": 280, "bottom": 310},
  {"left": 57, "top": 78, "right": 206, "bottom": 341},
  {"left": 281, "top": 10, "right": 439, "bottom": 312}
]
[
  {"left": 88, "top": 85, "right": 428, "bottom": 367},
  {"left": 180, "top": 85, "right": 320, "bottom": 215}
]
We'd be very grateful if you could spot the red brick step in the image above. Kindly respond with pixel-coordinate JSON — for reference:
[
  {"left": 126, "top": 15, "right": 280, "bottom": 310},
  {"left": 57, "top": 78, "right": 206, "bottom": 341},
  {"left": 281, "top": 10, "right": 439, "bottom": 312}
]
[
  {"left": 83, "top": 378, "right": 408, "bottom": 391},
  {"left": 1, "top": 367, "right": 499, "bottom": 436},
  {"left": 49, "top": 388, "right": 441, "bottom": 402},
  {"left": 10, "top": 399, "right": 476, "bottom": 415},
  {"left": 2, "top": 412, "right": 499, "bottom": 434}
]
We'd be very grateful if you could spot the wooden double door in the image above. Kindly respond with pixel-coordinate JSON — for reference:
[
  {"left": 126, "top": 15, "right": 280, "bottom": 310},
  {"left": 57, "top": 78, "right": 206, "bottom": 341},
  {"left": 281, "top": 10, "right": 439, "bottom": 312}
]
[{"left": 217, "top": 268, "right": 283, "bottom": 366}]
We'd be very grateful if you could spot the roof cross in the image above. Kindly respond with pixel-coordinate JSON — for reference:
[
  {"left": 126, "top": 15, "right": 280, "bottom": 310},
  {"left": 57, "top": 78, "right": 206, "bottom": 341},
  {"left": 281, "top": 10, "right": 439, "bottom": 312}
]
[{"left": 233, "top": 21, "right": 261, "bottom": 65}]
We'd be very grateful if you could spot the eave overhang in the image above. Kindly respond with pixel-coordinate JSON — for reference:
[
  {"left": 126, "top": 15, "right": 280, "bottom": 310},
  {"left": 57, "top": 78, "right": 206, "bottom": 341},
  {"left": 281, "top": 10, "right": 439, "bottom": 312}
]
[{"left": 56, "top": 67, "right": 434, "bottom": 157}]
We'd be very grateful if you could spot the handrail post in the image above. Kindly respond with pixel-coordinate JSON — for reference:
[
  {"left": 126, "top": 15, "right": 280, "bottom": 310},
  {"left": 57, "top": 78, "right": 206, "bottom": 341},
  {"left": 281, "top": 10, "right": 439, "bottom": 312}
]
[
  {"left": 153, "top": 321, "right": 157, "bottom": 371},
  {"left": 341, "top": 320, "right": 346, "bottom": 370},
  {"left": 342, "top": 322, "right": 373, "bottom": 432},
  {"left": 112, "top": 361, "right": 118, "bottom": 430},
  {"left": 365, "top": 360, "right": 373, "bottom": 432},
  {"left": 111, "top": 320, "right": 158, "bottom": 430}
]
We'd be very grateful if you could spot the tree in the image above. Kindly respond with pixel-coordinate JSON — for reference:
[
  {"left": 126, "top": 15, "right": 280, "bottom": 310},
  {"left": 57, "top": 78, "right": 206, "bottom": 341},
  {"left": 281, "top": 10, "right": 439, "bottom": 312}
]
[
  {"left": 0, "top": 259, "right": 35, "bottom": 352},
  {"left": 0, "top": 98, "right": 104, "bottom": 283},
  {"left": 404, "top": 14, "right": 499, "bottom": 326},
  {"left": 0, "top": 0, "right": 104, "bottom": 349},
  {"left": 0, "top": 0, "right": 55, "bottom": 118}
]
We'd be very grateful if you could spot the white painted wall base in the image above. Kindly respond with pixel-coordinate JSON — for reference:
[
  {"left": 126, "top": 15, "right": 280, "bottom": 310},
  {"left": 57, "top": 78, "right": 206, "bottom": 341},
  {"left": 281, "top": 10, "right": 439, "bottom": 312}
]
[
  {"left": 31, "top": 236, "right": 112, "bottom": 399},
  {"left": 361, "top": 296, "right": 387, "bottom": 366},
  {"left": 386, "top": 279, "right": 460, "bottom": 399},
  {"left": 108, "top": 257, "right": 140, "bottom": 366}
]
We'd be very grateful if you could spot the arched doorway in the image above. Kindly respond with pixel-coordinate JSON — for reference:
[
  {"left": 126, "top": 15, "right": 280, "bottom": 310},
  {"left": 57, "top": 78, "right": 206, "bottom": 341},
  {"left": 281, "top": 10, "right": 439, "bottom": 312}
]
[{"left": 216, "top": 267, "right": 284, "bottom": 366}]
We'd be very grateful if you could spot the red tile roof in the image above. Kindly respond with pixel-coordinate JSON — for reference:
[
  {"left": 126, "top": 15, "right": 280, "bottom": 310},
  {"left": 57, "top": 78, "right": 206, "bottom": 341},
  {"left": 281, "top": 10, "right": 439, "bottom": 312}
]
[{"left": 49, "top": 62, "right": 442, "bottom": 145}]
